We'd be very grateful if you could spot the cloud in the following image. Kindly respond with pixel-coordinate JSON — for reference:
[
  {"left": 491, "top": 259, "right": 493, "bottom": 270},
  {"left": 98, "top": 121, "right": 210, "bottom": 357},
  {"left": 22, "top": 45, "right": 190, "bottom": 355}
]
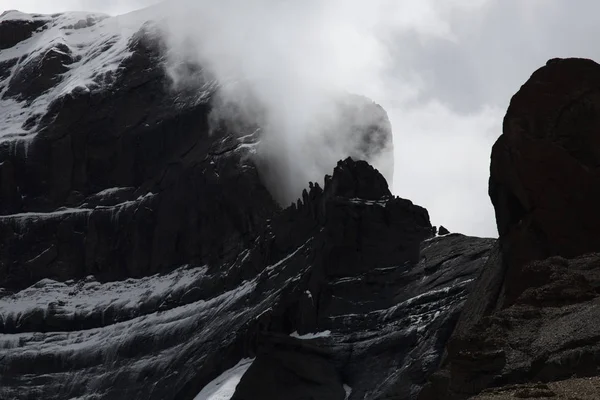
[
  {"left": 3, "top": 0, "right": 600, "bottom": 238},
  {"left": 158, "top": 0, "right": 495, "bottom": 208},
  {"left": 0, "top": 0, "right": 159, "bottom": 15}
]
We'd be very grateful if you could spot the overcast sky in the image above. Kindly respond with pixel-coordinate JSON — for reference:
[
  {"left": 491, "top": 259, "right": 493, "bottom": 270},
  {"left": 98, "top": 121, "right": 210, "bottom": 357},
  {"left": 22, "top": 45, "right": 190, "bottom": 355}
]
[{"left": 1, "top": 0, "right": 598, "bottom": 238}]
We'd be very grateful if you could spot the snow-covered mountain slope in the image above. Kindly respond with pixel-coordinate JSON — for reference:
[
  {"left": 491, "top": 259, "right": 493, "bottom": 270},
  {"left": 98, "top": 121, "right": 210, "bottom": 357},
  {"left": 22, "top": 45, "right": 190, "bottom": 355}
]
[
  {"left": 0, "top": 9, "right": 150, "bottom": 141},
  {"left": 0, "top": 8, "right": 494, "bottom": 400}
]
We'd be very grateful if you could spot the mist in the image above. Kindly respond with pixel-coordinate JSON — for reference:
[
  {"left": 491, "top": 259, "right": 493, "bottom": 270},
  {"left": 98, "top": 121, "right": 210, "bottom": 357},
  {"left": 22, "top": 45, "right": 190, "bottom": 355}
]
[
  {"left": 7, "top": 0, "right": 600, "bottom": 237},
  {"left": 159, "top": 0, "right": 401, "bottom": 205}
]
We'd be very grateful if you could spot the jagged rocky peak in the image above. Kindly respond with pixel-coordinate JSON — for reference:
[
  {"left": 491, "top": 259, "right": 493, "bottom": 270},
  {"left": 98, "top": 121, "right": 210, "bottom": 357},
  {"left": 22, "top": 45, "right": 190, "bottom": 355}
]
[
  {"left": 325, "top": 157, "right": 391, "bottom": 200},
  {"left": 420, "top": 58, "right": 600, "bottom": 400},
  {"left": 294, "top": 157, "right": 391, "bottom": 208}
]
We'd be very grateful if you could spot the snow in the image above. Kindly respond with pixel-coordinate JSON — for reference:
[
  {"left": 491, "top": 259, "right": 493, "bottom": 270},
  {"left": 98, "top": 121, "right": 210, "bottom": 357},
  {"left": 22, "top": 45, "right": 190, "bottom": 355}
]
[
  {"left": 290, "top": 330, "right": 331, "bottom": 339},
  {"left": 0, "top": 9, "right": 152, "bottom": 141},
  {"left": 264, "top": 237, "right": 312, "bottom": 276},
  {"left": 236, "top": 129, "right": 260, "bottom": 142},
  {"left": 0, "top": 192, "right": 155, "bottom": 228},
  {"left": 0, "top": 277, "right": 258, "bottom": 356},
  {"left": 193, "top": 358, "right": 254, "bottom": 400},
  {"left": 395, "top": 278, "right": 475, "bottom": 309},
  {"left": 346, "top": 198, "right": 390, "bottom": 207},
  {"left": 94, "top": 187, "right": 135, "bottom": 197},
  {"left": 235, "top": 142, "right": 260, "bottom": 154},
  {"left": 305, "top": 290, "right": 313, "bottom": 302},
  {"left": 344, "top": 384, "right": 352, "bottom": 400},
  {"left": 0, "top": 10, "right": 41, "bottom": 22},
  {"left": 0, "top": 207, "right": 93, "bottom": 229},
  {"left": 0, "top": 264, "right": 208, "bottom": 324}
]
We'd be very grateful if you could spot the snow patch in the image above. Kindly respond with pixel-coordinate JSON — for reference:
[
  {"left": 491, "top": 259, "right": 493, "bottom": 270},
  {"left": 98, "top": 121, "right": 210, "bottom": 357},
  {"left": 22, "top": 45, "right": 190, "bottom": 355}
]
[
  {"left": 344, "top": 384, "right": 352, "bottom": 400},
  {"left": 0, "top": 9, "right": 150, "bottom": 140},
  {"left": 290, "top": 330, "right": 331, "bottom": 339},
  {"left": 264, "top": 237, "right": 312, "bottom": 276},
  {"left": 0, "top": 264, "right": 208, "bottom": 326},
  {"left": 94, "top": 187, "right": 135, "bottom": 197},
  {"left": 193, "top": 358, "right": 254, "bottom": 400}
]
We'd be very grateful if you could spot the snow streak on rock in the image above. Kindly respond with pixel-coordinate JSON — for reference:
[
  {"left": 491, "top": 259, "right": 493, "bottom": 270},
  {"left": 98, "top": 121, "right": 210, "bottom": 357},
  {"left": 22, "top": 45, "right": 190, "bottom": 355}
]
[
  {"left": 193, "top": 358, "right": 254, "bottom": 400},
  {"left": 0, "top": 9, "right": 150, "bottom": 141}
]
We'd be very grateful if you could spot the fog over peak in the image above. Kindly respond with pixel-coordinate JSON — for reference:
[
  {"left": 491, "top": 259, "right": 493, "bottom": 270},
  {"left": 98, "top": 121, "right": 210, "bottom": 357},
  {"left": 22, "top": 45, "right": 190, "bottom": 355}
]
[
  {"left": 4, "top": 0, "right": 600, "bottom": 237},
  {"left": 159, "top": 0, "right": 406, "bottom": 205}
]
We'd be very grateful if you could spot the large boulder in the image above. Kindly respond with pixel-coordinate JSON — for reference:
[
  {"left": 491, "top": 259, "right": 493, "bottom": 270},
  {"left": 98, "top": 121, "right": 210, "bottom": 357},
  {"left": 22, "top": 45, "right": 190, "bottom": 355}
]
[
  {"left": 490, "top": 57, "right": 600, "bottom": 304},
  {"left": 420, "top": 58, "right": 600, "bottom": 400}
]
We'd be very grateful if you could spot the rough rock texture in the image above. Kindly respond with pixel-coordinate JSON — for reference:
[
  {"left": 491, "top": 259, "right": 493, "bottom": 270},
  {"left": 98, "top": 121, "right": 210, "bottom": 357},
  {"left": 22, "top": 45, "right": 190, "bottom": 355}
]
[
  {"left": 420, "top": 58, "right": 600, "bottom": 400},
  {"left": 0, "top": 157, "right": 495, "bottom": 400},
  {"left": 0, "top": 14, "right": 276, "bottom": 291},
  {"left": 0, "top": 9, "right": 495, "bottom": 400},
  {"left": 472, "top": 377, "right": 600, "bottom": 400},
  {"left": 0, "top": 12, "right": 49, "bottom": 50},
  {"left": 489, "top": 58, "right": 600, "bottom": 305}
]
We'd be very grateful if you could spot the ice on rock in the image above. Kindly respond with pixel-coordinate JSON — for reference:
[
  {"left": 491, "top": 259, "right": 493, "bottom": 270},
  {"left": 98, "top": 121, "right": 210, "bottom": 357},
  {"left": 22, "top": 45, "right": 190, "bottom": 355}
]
[
  {"left": 0, "top": 7, "right": 158, "bottom": 141},
  {"left": 193, "top": 358, "right": 254, "bottom": 400},
  {"left": 344, "top": 384, "right": 353, "bottom": 400},
  {"left": 0, "top": 264, "right": 208, "bottom": 328},
  {"left": 290, "top": 330, "right": 332, "bottom": 339}
]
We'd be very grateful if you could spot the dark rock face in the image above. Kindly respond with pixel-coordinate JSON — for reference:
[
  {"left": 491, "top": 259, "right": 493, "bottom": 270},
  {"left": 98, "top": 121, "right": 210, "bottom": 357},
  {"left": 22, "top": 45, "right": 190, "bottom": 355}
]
[
  {"left": 420, "top": 58, "right": 600, "bottom": 400},
  {"left": 0, "top": 157, "right": 494, "bottom": 400},
  {"left": 0, "top": 10, "right": 495, "bottom": 400},
  {"left": 432, "top": 254, "right": 600, "bottom": 399},
  {"left": 489, "top": 58, "right": 600, "bottom": 304},
  {"left": 438, "top": 226, "right": 450, "bottom": 236},
  {"left": 0, "top": 12, "right": 49, "bottom": 50},
  {"left": 0, "top": 18, "right": 276, "bottom": 291},
  {"left": 4, "top": 42, "right": 74, "bottom": 101}
]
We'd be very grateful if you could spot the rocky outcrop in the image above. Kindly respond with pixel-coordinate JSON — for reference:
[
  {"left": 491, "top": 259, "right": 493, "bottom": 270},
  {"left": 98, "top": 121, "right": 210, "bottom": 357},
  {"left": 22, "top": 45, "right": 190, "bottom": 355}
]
[
  {"left": 490, "top": 58, "right": 600, "bottom": 305},
  {"left": 420, "top": 58, "right": 600, "bottom": 400}
]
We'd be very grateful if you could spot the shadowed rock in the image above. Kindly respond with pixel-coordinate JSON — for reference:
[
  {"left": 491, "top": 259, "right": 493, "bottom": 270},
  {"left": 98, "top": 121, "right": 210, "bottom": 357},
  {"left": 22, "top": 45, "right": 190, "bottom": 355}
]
[
  {"left": 420, "top": 58, "right": 600, "bottom": 400},
  {"left": 490, "top": 58, "right": 600, "bottom": 305}
]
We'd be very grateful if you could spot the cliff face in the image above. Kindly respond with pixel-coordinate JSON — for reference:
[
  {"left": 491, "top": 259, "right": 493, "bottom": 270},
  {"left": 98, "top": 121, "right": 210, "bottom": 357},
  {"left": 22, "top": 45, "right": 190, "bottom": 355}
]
[
  {"left": 0, "top": 9, "right": 494, "bottom": 400},
  {"left": 0, "top": 10, "right": 278, "bottom": 291},
  {"left": 420, "top": 58, "right": 600, "bottom": 400}
]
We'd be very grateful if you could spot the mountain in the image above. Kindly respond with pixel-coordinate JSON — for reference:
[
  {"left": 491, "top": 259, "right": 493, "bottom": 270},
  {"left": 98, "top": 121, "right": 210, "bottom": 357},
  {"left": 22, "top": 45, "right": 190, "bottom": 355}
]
[
  {"left": 0, "top": 8, "right": 492, "bottom": 400},
  {"left": 3, "top": 7, "right": 599, "bottom": 400}
]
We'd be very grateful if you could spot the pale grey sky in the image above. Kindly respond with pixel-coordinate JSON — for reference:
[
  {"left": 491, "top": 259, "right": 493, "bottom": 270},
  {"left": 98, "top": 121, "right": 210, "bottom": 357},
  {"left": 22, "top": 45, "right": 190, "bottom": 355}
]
[
  {"left": 1, "top": 0, "right": 597, "bottom": 238},
  {"left": 0, "top": 0, "right": 159, "bottom": 15}
]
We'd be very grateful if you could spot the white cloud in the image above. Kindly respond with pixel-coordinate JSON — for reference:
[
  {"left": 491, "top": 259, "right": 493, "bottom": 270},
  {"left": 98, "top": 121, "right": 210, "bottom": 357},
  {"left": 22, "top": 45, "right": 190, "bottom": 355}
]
[
  {"left": 0, "top": 0, "right": 159, "bottom": 15},
  {"left": 3, "top": 0, "right": 600, "bottom": 238}
]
